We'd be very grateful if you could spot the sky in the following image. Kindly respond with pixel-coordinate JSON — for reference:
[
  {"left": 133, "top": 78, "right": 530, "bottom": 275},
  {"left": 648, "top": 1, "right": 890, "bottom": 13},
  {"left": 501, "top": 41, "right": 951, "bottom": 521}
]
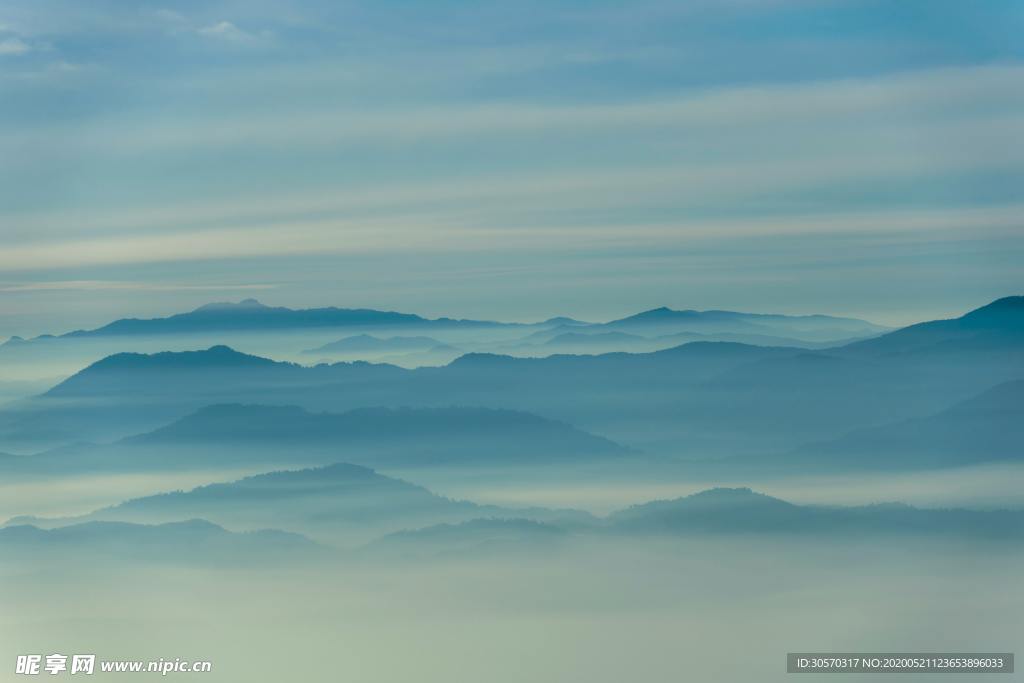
[{"left": 1, "top": 0, "right": 1022, "bottom": 336}]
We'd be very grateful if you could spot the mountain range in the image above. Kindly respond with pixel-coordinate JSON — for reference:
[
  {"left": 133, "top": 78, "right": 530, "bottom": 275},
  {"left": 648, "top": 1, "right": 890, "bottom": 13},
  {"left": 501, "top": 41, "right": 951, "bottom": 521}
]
[
  {"left": 0, "top": 404, "right": 629, "bottom": 477},
  {"left": 0, "top": 296, "right": 1019, "bottom": 471},
  {"left": 9, "top": 479, "right": 1019, "bottom": 565},
  {"left": 127, "top": 403, "right": 628, "bottom": 465},
  {"left": 365, "top": 487, "right": 1024, "bottom": 560},
  {"left": 0, "top": 340, "right": 797, "bottom": 450},
  {"left": 605, "top": 487, "right": 1024, "bottom": 539},
  {"left": 3, "top": 298, "right": 887, "bottom": 346},
  {"left": 302, "top": 334, "right": 450, "bottom": 355},
  {"left": 842, "top": 296, "right": 1024, "bottom": 356},
  {"left": 63, "top": 299, "right": 500, "bottom": 337},
  {"left": 794, "top": 379, "right": 1024, "bottom": 469},
  {"left": 6, "top": 462, "right": 594, "bottom": 545},
  {"left": 599, "top": 306, "right": 887, "bottom": 341}
]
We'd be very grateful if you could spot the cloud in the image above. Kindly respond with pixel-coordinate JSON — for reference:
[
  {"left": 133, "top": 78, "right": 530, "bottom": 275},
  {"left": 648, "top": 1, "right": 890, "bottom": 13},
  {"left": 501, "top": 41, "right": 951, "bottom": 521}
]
[
  {"left": 197, "top": 21, "right": 257, "bottom": 43},
  {"left": 0, "top": 203, "right": 1019, "bottom": 272},
  {"left": 0, "top": 281, "right": 277, "bottom": 292},
  {"left": 0, "top": 60, "right": 1020, "bottom": 279},
  {"left": 3, "top": 63, "right": 1021, "bottom": 157},
  {"left": 4, "top": 108, "right": 1023, "bottom": 246},
  {"left": 0, "top": 37, "right": 30, "bottom": 56}
]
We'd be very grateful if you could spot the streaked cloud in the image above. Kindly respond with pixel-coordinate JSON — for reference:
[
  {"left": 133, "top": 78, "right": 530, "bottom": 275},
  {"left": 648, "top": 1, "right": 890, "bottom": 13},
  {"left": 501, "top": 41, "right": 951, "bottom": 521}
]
[
  {"left": 196, "top": 21, "right": 261, "bottom": 44},
  {"left": 0, "top": 0, "right": 1020, "bottom": 329},
  {"left": 0, "top": 37, "right": 29, "bottom": 55},
  {"left": 1, "top": 204, "right": 1020, "bottom": 272},
  {"left": 5, "top": 63, "right": 1021, "bottom": 158},
  {"left": 0, "top": 280, "right": 277, "bottom": 292},
  {"left": 3, "top": 107, "right": 1023, "bottom": 251}
]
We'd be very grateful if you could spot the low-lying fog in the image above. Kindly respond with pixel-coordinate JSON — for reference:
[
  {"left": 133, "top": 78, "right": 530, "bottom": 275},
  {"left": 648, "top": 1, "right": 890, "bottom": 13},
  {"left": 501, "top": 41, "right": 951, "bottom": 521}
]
[
  {"left": 5, "top": 462, "right": 1024, "bottom": 524},
  {"left": 1, "top": 536, "right": 1019, "bottom": 682},
  {"left": 0, "top": 469, "right": 265, "bottom": 521},
  {"left": 384, "top": 462, "right": 1024, "bottom": 515},
  {"left": 5, "top": 460, "right": 1024, "bottom": 526}
]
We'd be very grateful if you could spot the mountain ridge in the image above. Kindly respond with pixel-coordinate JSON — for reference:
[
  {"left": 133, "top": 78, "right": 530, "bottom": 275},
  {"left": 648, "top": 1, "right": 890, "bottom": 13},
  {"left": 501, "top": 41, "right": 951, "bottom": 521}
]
[
  {"left": 605, "top": 487, "right": 1024, "bottom": 538},
  {"left": 120, "top": 403, "right": 629, "bottom": 464},
  {"left": 839, "top": 295, "right": 1024, "bottom": 356},
  {"left": 5, "top": 299, "right": 887, "bottom": 345},
  {"left": 793, "top": 379, "right": 1024, "bottom": 468},
  {"left": 6, "top": 462, "right": 595, "bottom": 545}
]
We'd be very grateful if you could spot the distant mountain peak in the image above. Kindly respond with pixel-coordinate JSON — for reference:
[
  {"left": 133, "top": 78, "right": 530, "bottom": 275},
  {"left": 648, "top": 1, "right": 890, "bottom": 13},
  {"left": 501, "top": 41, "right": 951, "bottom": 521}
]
[
  {"left": 617, "top": 487, "right": 776, "bottom": 513},
  {"left": 115, "top": 402, "right": 629, "bottom": 466},
  {"left": 43, "top": 346, "right": 289, "bottom": 398},
  {"left": 841, "top": 294, "right": 1024, "bottom": 355},
  {"left": 537, "top": 316, "right": 589, "bottom": 327},
  {"left": 193, "top": 298, "right": 269, "bottom": 312},
  {"left": 633, "top": 306, "right": 681, "bottom": 318},
  {"left": 667, "top": 487, "right": 787, "bottom": 508},
  {"left": 205, "top": 344, "right": 240, "bottom": 354},
  {"left": 303, "top": 333, "right": 444, "bottom": 355},
  {"left": 607, "top": 487, "right": 798, "bottom": 530},
  {"left": 960, "top": 295, "right": 1024, "bottom": 325},
  {"left": 976, "top": 295, "right": 1023, "bottom": 309},
  {"left": 687, "top": 486, "right": 758, "bottom": 499},
  {"left": 87, "top": 344, "right": 277, "bottom": 369},
  {"left": 48, "top": 300, "right": 501, "bottom": 339},
  {"left": 447, "top": 352, "right": 518, "bottom": 367}
]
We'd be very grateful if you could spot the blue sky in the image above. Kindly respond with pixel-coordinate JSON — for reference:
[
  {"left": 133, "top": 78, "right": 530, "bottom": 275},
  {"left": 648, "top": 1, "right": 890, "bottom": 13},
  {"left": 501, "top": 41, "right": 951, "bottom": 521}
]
[{"left": 1, "top": 0, "right": 1022, "bottom": 334}]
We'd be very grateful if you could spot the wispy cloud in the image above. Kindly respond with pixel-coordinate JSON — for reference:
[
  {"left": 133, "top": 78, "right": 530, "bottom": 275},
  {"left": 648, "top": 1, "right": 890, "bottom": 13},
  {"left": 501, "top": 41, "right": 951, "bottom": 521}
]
[
  {"left": 196, "top": 21, "right": 259, "bottom": 43},
  {"left": 0, "top": 281, "right": 278, "bottom": 292},
  {"left": 0, "top": 37, "right": 30, "bottom": 56},
  {"left": 4, "top": 106, "right": 1023, "bottom": 246},
  {"left": 5, "top": 63, "right": 1021, "bottom": 157},
  {"left": 0, "top": 204, "right": 1019, "bottom": 272},
  {"left": 0, "top": 0, "right": 1019, "bottom": 325}
]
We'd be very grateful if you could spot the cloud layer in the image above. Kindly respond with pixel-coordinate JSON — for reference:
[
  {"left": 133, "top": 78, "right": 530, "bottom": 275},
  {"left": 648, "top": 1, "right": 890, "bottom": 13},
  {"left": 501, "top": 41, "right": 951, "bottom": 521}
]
[{"left": 0, "top": 0, "right": 1021, "bottom": 332}]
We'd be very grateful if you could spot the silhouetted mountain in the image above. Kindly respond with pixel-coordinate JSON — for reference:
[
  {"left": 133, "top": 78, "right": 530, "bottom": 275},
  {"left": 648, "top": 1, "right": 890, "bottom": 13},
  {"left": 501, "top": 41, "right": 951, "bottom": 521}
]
[
  {"left": 48, "top": 344, "right": 407, "bottom": 397},
  {"left": 0, "top": 519, "right": 321, "bottom": 565},
  {"left": 3, "top": 296, "right": 1021, "bottom": 461},
  {"left": 537, "top": 316, "right": 589, "bottom": 327},
  {"left": 535, "top": 329, "right": 860, "bottom": 354},
  {"left": 841, "top": 296, "right": 1024, "bottom": 356},
  {"left": 45, "top": 344, "right": 292, "bottom": 398},
  {"left": 607, "top": 488, "right": 1024, "bottom": 538},
  {"left": 0, "top": 341, "right": 794, "bottom": 450},
  {"left": 609, "top": 307, "right": 763, "bottom": 330},
  {"left": 516, "top": 323, "right": 595, "bottom": 343},
  {"left": 602, "top": 307, "right": 887, "bottom": 341},
  {"left": 0, "top": 405, "right": 630, "bottom": 478},
  {"left": 9, "top": 463, "right": 593, "bottom": 545},
  {"left": 7, "top": 299, "right": 888, "bottom": 346},
  {"left": 656, "top": 330, "right": 865, "bottom": 349},
  {"left": 797, "top": 380, "right": 1024, "bottom": 468},
  {"left": 449, "top": 340, "right": 793, "bottom": 376},
  {"left": 0, "top": 347, "right": 406, "bottom": 446},
  {"left": 668, "top": 297, "right": 1024, "bottom": 456},
  {"left": 56, "top": 299, "right": 502, "bottom": 338},
  {"left": 124, "top": 404, "right": 626, "bottom": 465},
  {"left": 361, "top": 487, "right": 1024, "bottom": 556},
  {"left": 302, "top": 334, "right": 445, "bottom": 355}
]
